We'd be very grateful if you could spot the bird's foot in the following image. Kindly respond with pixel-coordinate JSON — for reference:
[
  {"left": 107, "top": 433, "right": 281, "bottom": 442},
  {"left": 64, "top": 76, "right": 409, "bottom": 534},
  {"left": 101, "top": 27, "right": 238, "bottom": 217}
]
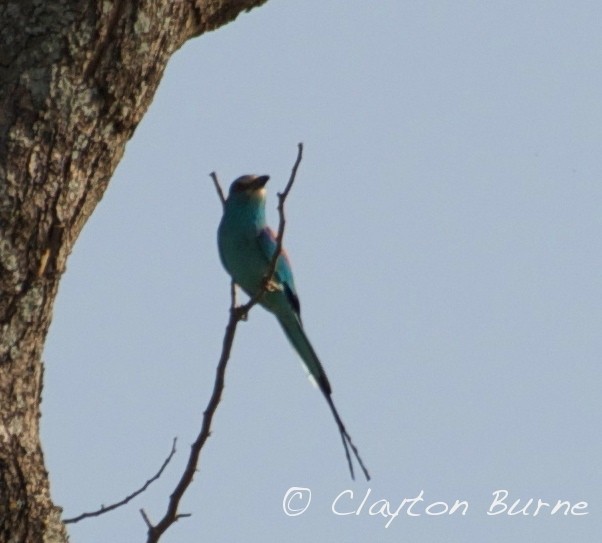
[
  {"left": 265, "top": 278, "right": 283, "bottom": 292},
  {"left": 232, "top": 306, "right": 249, "bottom": 321}
]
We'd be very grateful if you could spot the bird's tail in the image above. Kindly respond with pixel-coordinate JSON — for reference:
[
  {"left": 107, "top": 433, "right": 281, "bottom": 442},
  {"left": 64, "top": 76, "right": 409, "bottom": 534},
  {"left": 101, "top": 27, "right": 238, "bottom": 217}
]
[
  {"left": 277, "top": 316, "right": 371, "bottom": 481},
  {"left": 277, "top": 315, "right": 332, "bottom": 395}
]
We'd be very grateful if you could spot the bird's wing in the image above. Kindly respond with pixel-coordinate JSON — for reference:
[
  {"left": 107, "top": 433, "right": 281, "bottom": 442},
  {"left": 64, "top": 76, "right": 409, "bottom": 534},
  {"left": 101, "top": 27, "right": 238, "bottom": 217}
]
[{"left": 256, "top": 227, "right": 301, "bottom": 317}]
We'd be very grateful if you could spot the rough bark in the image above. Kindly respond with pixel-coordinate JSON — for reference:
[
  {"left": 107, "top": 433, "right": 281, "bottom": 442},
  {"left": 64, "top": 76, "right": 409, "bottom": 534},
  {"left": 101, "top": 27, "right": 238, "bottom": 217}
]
[{"left": 0, "top": 1, "right": 267, "bottom": 541}]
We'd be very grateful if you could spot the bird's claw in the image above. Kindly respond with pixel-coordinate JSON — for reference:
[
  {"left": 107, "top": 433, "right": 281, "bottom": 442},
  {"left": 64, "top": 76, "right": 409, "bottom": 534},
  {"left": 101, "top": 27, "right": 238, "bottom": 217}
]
[
  {"left": 232, "top": 306, "right": 249, "bottom": 321},
  {"left": 265, "top": 278, "right": 283, "bottom": 292}
]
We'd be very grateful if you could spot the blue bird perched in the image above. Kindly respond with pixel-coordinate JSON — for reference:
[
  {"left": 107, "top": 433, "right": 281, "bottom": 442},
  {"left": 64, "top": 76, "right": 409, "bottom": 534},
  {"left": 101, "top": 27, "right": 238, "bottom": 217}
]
[{"left": 217, "top": 174, "right": 369, "bottom": 480}]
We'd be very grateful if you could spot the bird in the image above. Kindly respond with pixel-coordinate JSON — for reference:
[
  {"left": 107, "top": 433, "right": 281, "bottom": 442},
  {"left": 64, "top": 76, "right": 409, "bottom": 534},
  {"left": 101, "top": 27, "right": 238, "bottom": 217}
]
[{"left": 217, "top": 174, "right": 370, "bottom": 480}]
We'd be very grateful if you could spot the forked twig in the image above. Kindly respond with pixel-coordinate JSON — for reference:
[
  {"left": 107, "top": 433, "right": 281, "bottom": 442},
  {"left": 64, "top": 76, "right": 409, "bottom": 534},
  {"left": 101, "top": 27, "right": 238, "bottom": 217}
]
[
  {"left": 64, "top": 438, "right": 177, "bottom": 524},
  {"left": 142, "top": 144, "right": 304, "bottom": 543}
]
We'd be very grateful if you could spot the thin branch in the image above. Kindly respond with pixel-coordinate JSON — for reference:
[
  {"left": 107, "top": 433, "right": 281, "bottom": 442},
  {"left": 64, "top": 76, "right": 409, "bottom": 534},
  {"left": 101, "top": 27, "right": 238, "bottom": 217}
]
[
  {"left": 144, "top": 309, "right": 239, "bottom": 542},
  {"left": 140, "top": 508, "right": 153, "bottom": 529},
  {"left": 143, "top": 144, "right": 303, "bottom": 543},
  {"left": 63, "top": 438, "right": 177, "bottom": 524},
  {"left": 210, "top": 171, "right": 226, "bottom": 208},
  {"left": 229, "top": 279, "right": 236, "bottom": 309}
]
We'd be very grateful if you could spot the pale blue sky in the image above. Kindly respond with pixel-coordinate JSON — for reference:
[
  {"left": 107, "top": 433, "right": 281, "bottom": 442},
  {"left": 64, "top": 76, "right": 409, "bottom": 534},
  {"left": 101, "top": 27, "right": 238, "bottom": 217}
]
[{"left": 43, "top": 1, "right": 600, "bottom": 541}]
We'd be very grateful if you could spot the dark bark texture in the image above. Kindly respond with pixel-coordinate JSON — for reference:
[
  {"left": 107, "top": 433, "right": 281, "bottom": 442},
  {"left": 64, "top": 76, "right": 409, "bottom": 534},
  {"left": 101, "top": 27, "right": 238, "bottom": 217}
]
[{"left": 0, "top": 1, "right": 267, "bottom": 541}]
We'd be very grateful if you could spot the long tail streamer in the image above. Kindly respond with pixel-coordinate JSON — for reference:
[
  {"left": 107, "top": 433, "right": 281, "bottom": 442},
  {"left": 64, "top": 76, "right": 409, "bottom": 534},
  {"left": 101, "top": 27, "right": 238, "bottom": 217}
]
[{"left": 323, "top": 393, "right": 370, "bottom": 481}]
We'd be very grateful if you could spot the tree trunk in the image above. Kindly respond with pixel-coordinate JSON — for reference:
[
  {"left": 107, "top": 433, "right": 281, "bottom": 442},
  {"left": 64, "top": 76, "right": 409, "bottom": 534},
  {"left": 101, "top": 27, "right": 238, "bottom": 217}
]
[{"left": 0, "top": 1, "right": 267, "bottom": 540}]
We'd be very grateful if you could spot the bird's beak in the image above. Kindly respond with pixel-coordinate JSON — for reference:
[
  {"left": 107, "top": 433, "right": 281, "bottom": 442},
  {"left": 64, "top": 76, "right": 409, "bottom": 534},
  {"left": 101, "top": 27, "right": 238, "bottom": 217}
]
[{"left": 251, "top": 175, "right": 269, "bottom": 190}]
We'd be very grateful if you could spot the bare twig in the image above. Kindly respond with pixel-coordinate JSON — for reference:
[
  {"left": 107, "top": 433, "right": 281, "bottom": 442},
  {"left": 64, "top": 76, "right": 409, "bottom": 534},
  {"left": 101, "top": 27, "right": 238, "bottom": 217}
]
[
  {"left": 64, "top": 438, "right": 177, "bottom": 524},
  {"left": 140, "top": 508, "right": 153, "bottom": 529},
  {"left": 229, "top": 279, "right": 237, "bottom": 309},
  {"left": 143, "top": 144, "right": 304, "bottom": 543},
  {"left": 210, "top": 171, "right": 226, "bottom": 208}
]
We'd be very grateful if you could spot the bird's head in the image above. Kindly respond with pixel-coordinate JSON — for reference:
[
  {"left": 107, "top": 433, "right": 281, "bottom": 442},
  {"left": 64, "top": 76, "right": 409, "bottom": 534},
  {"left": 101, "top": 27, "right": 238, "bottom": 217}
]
[{"left": 228, "top": 175, "right": 269, "bottom": 203}]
